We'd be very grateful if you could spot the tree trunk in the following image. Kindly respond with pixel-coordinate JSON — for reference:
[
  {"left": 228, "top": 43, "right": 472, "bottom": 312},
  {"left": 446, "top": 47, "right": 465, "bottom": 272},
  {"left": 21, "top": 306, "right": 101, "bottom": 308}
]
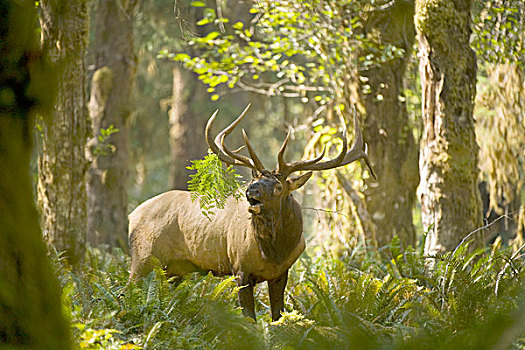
[
  {"left": 168, "top": 67, "right": 208, "bottom": 189},
  {"left": 357, "top": 1, "right": 419, "bottom": 247},
  {"left": 86, "top": 0, "right": 140, "bottom": 247},
  {"left": 415, "top": 0, "right": 483, "bottom": 255},
  {"left": 0, "top": 2, "right": 71, "bottom": 347},
  {"left": 168, "top": 5, "right": 213, "bottom": 190},
  {"left": 38, "top": 0, "right": 89, "bottom": 265}
]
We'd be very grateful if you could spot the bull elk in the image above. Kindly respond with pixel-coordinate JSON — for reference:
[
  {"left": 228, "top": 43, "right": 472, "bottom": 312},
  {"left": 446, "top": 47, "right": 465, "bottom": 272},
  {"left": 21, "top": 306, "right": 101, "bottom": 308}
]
[{"left": 128, "top": 104, "right": 373, "bottom": 321}]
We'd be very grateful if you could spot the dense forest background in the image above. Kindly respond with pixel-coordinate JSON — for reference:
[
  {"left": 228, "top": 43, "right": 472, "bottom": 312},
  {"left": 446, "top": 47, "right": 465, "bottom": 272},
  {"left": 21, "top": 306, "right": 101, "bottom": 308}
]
[{"left": 1, "top": 0, "right": 524, "bottom": 348}]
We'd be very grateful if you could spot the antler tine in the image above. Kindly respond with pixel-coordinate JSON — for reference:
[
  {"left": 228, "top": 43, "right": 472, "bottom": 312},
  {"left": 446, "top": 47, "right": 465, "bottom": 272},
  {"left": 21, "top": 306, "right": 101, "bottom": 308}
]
[
  {"left": 281, "top": 112, "right": 376, "bottom": 178},
  {"left": 220, "top": 134, "right": 254, "bottom": 168},
  {"left": 282, "top": 120, "right": 348, "bottom": 175},
  {"left": 242, "top": 129, "right": 265, "bottom": 171},
  {"left": 206, "top": 110, "right": 236, "bottom": 164},
  {"left": 205, "top": 106, "right": 256, "bottom": 169},
  {"left": 216, "top": 103, "right": 265, "bottom": 170},
  {"left": 338, "top": 114, "right": 376, "bottom": 179},
  {"left": 364, "top": 145, "right": 376, "bottom": 179},
  {"left": 276, "top": 131, "right": 291, "bottom": 174},
  {"left": 214, "top": 103, "right": 251, "bottom": 148},
  {"left": 231, "top": 145, "right": 245, "bottom": 153},
  {"left": 279, "top": 147, "right": 327, "bottom": 176},
  {"left": 277, "top": 130, "right": 329, "bottom": 176}
]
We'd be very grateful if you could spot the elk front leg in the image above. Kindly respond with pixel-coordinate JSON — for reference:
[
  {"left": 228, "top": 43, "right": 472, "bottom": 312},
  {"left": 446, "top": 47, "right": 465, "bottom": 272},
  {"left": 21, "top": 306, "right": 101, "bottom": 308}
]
[
  {"left": 268, "top": 270, "right": 288, "bottom": 321},
  {"left": 236, "top": 272, "right": 256, "bottom": 320}
]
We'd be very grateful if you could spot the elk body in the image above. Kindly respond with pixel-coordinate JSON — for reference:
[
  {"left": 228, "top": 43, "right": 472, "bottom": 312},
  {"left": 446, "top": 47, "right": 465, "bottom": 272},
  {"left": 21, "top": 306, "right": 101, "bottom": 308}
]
[{"left": 128, "top": 105, "right": 373, "bottom": 321}]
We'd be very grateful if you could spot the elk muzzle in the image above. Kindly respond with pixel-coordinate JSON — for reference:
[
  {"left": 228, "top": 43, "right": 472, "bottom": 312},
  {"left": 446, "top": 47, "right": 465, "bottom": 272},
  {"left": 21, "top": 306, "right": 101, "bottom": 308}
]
[{"left": 246, "top": 184, "right": 263, "bottom": 214}]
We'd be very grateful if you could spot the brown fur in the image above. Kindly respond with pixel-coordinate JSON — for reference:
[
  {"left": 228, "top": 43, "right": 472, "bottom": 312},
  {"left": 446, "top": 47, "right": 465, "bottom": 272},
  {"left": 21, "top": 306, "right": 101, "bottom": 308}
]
[{"left": 252, "top": 195, "right": 302, "bottom": 265}]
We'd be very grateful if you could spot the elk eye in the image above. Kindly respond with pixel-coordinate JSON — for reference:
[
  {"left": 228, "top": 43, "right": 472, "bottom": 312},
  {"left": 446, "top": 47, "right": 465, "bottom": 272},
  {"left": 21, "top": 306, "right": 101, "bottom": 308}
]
[{"left": 273, "top": 184, "right": 283, "bottom": 195}]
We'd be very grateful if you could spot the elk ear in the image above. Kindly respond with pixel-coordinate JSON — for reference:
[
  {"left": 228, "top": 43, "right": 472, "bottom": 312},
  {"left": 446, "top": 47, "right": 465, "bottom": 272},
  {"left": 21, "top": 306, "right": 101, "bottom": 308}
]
[{"left": 287, "top": 172, "right": 313, "bottom": 192}]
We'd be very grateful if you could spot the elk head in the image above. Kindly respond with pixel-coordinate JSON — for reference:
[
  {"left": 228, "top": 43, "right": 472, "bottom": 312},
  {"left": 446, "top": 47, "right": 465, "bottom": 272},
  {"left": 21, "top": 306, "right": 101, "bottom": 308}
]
[{"left": 205, "top": 104, "right": 375, "bottom": 215}]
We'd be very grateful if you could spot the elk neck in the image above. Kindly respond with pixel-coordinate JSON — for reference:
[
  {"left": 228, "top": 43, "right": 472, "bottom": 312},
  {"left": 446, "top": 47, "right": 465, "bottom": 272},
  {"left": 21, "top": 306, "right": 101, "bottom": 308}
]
[{"left": 250, "top": 194, "right": 303, "bottom": 265}]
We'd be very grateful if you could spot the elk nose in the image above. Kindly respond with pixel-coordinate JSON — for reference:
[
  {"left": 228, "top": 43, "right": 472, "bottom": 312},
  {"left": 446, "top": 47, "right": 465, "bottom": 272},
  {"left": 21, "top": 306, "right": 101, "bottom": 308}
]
[{"left": 246, "top": 185, "right": 260, "bottom": 198}]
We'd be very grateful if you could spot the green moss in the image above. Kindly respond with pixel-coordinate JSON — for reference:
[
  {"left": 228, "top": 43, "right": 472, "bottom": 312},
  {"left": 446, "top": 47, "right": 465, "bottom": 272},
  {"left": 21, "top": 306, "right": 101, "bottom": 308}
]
[{"left": 415, "top": 0, "right": 473, "bottom": 55}]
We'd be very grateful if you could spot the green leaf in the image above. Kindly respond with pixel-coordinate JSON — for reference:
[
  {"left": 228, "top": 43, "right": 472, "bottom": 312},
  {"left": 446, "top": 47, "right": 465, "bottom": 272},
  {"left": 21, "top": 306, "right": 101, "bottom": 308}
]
[
  {"left": 191, "top": 1, "right": 206, "bottom": 7},
  {"left": 204, "top": 31, "right": 220, "bottom": 41},
  {"left": 233, "top": 22, "right": 244, "bottom": 30},
  {"left": 197, "top": 18, "right": 210, "bottom": 26},
  {"left": 173, "top": 53, "right": 191, "bottom": 62},
  {"left": 211, "top": 276, "right": 236, "bottom": 300}
]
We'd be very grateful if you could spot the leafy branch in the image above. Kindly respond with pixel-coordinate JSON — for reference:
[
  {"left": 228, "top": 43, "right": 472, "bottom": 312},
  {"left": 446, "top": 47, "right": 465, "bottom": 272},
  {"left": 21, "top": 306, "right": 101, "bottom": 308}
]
[
  {"left": 92, "top": 124, "right": 119, "bottom": 157},
  {"left": 187, "top": 151, "right": 244, "bottom": 219},
  {"left": 159, "top": 0, "right": 405, "bottom": 105}
]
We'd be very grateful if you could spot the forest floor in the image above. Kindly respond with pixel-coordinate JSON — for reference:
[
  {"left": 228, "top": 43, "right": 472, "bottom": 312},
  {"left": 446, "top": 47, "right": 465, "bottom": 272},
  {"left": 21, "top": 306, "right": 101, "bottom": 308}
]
[{"left": 58, "top": 238, "right": 525, "bottom": 349}]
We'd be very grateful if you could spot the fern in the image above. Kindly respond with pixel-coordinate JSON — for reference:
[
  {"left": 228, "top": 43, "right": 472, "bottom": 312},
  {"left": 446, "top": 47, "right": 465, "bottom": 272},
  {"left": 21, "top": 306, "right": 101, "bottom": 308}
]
[
  {"left": 187, "top": 151, "right": 244, "bottom": 219},
  {"left": 53, "top": 235, "right": 525, "bottom": 349}
]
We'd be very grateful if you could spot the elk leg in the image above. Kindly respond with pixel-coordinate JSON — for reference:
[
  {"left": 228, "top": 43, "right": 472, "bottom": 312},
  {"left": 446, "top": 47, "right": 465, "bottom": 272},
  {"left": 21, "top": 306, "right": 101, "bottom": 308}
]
[
  {"left": 268, "top": 270, "right": 288, "bottom": 321},
  {"left": 129, "top": 257, "right": 154, "bottom": 281},
  {"left": 236, "top": 273, "right": 256, "bottom": 320}
]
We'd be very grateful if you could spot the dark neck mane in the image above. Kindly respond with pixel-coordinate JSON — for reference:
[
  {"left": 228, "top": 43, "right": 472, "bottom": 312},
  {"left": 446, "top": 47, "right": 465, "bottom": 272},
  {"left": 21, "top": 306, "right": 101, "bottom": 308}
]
[{"left": 251, "top": 195, "right": 302, "bottom": 265}]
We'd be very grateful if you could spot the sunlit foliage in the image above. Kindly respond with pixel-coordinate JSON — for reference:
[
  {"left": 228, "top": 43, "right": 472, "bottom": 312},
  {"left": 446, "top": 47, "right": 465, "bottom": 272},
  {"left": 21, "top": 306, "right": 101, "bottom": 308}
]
[
  {"left": 58, "top": 237, "right": 525, "bottom": 349},
  {"left": 161, "top": 0, "right": 405, "bottom": 107},
  {"left": 472, "top": 0, "right": 524, "bottom": 68},
  {"left": 187, "top": 152, "right": 244, "bottom": 218}
]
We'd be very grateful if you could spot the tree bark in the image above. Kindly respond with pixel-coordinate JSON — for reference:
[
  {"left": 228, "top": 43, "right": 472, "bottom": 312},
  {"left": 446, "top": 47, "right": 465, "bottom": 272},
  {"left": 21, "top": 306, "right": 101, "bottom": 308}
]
[
  {"left": 38, "top": 0, "right": 89, "bottom": 264},
  {"left": 86, "top": 0, "right": 140, "bottom": 247},
  {"left": 415, "top": 0, "right": 483, "bottom": 255},
  {"left": 168, "top": 67, "right": 208, "bottom": 190},
  {"left": 168, "top": 5, "right": 213, "bottom": 190},
  {"left": 357, "top": 0, "right": 419, "bottom": 247},
  {"left": 0, "top": 1, "right": 71, "bottom": 347}
]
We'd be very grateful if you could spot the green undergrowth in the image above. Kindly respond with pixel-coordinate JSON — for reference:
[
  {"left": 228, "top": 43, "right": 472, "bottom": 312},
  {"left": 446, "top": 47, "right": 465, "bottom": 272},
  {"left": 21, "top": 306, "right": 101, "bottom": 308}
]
[{"left": 53, "top": 237, "right": 525, "bottom": 349}]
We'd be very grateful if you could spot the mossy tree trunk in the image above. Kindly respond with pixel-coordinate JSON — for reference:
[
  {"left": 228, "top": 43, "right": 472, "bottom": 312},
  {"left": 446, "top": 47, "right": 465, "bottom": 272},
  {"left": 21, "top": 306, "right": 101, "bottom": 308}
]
[
  {"left": 86, "top": 0, "right": 140, "bottom": 247},
  {"left": 415, "top": 0, "right": 483, "bottom": 254},
  {"left": 38, "top": 0, "right": 89, "bottom": 264},
  {"left": 357, "top": 0, "right": 419, "bottom": 247},
  {"left": 0, "top": 1, "right": 71, "bottom": 347}
]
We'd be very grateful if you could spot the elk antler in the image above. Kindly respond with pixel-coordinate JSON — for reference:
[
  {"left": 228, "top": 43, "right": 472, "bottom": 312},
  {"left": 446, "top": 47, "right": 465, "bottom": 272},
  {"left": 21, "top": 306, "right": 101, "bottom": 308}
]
[
  {"left": 277, "top": 113, "right": 376, "bottom": 178},
  {"left": 205, "top": 104, "right": 266, "bottom": 171}
]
